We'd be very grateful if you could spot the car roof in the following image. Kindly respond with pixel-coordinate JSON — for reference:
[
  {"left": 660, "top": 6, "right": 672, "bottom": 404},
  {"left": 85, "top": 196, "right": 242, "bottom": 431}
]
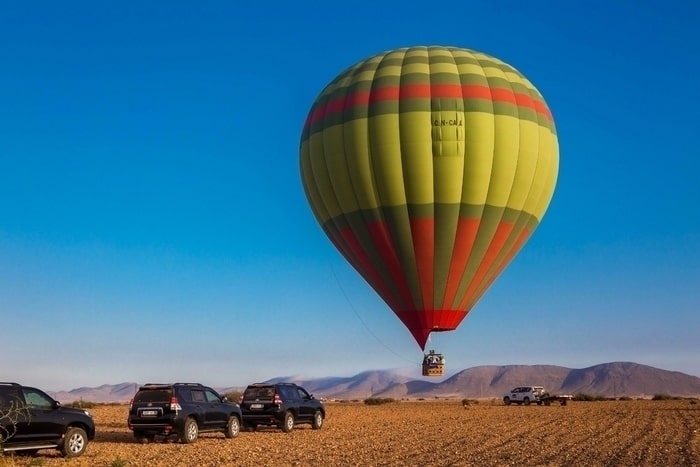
[
  {"left": 138, "top": 383, "right": 206, "bottom": 390},
  {"left": 246, "top": 382, "right": 298, "bottom": 387}
]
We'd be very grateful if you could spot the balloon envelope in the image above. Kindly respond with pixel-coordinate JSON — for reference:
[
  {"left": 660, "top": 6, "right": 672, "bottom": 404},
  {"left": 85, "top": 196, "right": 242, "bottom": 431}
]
[{"left": 300, "top": 46, "right": 558, "bottom": 349}]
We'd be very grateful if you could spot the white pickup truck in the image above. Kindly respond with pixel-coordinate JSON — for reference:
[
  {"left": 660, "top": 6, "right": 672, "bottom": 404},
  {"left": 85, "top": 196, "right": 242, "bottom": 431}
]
[{"left": 503, "top": 386, "right": 573, "bottom": 406}]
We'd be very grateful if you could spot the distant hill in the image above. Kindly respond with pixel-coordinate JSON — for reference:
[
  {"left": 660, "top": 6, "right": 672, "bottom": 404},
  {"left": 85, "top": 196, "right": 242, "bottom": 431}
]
[
  {"left": 48, "top": 362, "right": 700, "bottom": 403},
  {"left": 49, "top": 382, "right": 140, "bottom": 404},
  {"left": 365, "top": 362, "right": 700, "bottom": 400}
]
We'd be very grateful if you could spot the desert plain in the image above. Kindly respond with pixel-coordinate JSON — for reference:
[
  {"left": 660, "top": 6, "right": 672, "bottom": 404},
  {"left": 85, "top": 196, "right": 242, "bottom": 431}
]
[{"left": 2, "top": 399, "right": 699, "bottom": 466}]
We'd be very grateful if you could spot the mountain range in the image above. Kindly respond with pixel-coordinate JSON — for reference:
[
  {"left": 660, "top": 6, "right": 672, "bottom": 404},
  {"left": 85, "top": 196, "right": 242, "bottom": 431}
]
[{"left": 48, "top": 362, "right": 700, "bottom": 403}]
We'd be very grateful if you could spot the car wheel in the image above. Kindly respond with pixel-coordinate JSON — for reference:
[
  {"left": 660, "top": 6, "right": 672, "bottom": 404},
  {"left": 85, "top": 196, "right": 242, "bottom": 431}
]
[
  {"left": 523, "top": 397, "right": 531, "bottom": 406},
  {"left": 312, "top": 410, "right": 323, "bottom": 430},
  {"left": 60, "top": 426, "right": 88, "bottom": 458},
  {"left": 281, "top": 411, "right": 294, "bottom": 433},
  {"left": 225, "top": 416, "right": 240, "bottom": 438},
  {"left": 503, "top": 397, "right": 511, "bottom": 406},
  {"left": 180, "top": 417, "right": 199, "bottom": 444}
]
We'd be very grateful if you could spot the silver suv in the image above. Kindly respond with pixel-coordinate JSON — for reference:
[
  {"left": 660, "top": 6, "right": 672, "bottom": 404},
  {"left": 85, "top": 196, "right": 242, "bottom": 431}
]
[{"left": 503, "top": 386, "right": 546, "bottom": 405}]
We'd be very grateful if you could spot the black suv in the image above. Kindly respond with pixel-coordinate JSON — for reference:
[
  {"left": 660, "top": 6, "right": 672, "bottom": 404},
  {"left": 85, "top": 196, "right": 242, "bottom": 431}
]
[
  {"left": 0, "top": 382, "right": 95, "bottom": 458},
  {"left": 239, "top": 382, "right": 325, "bottom": 433},
  {"left": 127, "top": 383, "right": 241, "bottom": 444}
]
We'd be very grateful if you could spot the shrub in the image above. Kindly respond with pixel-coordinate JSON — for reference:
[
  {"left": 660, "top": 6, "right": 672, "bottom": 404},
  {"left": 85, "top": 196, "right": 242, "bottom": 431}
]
[
  {"left": 110, "top": 457, "right": 128, "bottom": 467},
  {"left": 68, "top": 399, "right": 98, "bottom": 409},
  {"left": 1, "top": 400, "right": 31, "bottom": 448},
  {"left": 363, "top": 398, "right": 395, "bottom": 405},
  {"left": 572, "top": 393, "right": 607, "bottom": 402},
  {"left": 651, "top": 393, "right": 680, "bottom": 401},
  {"left": 224, "top": 390, "right": 243, "bottom": 402}
]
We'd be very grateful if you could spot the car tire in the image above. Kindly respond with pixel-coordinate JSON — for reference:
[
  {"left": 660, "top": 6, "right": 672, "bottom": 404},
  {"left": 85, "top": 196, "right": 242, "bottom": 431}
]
[
  {"left": 225, "top": 416, "right": 240, "bottom": 438},
  {"left": 312, "top": 410, "right": 323, "bottom": 430},
  {"left": 60, "top": 426, "right": 88, "bottom": 458},
  {"left": 180, "top": 417, "right": 199, "bottom": 444},
  {"left": 523, "top": 397, "right": 531, "bottom": 406},
  {"left": 503, "top": 397, "right": 511, "bottom": 406},
  {"left": 281, "top": 411, "right": 294, "bottom": 433}
]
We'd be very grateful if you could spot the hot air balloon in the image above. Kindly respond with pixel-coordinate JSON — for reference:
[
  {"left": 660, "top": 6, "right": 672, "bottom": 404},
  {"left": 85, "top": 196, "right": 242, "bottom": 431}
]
[{"left": 299, "top": 46, "right": 558, "bottom": 375}]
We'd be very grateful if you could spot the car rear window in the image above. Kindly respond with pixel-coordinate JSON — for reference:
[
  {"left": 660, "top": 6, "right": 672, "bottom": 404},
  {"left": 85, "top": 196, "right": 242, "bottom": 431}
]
[
  {"left": 134, "top": 389, "right": 171, "bottom": 403},
  {"left": 243, "top": 386, "right": 274, "bottom": 400}
]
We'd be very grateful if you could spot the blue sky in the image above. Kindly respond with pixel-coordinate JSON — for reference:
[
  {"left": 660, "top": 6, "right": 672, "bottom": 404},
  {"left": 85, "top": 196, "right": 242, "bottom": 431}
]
[{"left": 2, "top": 1, "right": 699, "bottom": 390}]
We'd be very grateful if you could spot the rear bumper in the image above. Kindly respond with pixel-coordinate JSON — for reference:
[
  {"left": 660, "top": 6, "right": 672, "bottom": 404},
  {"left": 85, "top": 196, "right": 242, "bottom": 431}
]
[
  {"left": 241, "top": 410, "right": 284, "bottom": 425},
  {"left": 128, "top": 417, "right": 184, "bottom": 435}
]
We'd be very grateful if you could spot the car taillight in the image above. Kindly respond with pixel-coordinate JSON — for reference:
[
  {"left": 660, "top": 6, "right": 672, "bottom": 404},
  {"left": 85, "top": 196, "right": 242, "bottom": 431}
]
[
  {"left": 170, "top": 396, "right": 182, "bottom": 411},
  {"left": 273, "top": 394, "right": 282, "bottom": 406}
]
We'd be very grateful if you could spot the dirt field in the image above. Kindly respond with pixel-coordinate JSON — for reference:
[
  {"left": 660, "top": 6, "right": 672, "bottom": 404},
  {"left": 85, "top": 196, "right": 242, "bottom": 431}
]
[{"left": 2, "top": 399, "right": 699, "bottom": 466}]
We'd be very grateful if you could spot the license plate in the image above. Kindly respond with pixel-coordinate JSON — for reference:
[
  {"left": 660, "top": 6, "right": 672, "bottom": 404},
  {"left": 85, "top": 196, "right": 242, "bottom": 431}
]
[
  {"left": 250, "top": 403, "right": 264, "bottom": 409},
  {"left": 141, "top": 409, "right": 158, "bottom": 416}
]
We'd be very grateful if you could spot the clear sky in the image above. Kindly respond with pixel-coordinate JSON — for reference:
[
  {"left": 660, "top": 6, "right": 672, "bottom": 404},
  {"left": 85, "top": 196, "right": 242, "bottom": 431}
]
[{"left": 2, "top": 1, "right": 699, "bottom": 391}]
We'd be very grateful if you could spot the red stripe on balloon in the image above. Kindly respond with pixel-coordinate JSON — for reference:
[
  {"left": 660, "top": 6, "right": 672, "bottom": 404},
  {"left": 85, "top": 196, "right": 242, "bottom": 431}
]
[
  {"left": 442, "top": 217, "right": 481, "bottom": 308},
  {"left": 458, "top": 221, "right": 515, "bottom": 311},
  {"left": 334, "top": 228, "right": 401, "bottom": 312},
  {"left": 304, "top": 84, "right": 552, "bottom": 130},
  {"left": 470, "top": 226, "right": 532, "bottom": 309},
  {"left": 366, "top": 221, "right": 414, "bottom": 312},
  {"left": 410, "top": 217, "right": 435, "bottom": 311}
]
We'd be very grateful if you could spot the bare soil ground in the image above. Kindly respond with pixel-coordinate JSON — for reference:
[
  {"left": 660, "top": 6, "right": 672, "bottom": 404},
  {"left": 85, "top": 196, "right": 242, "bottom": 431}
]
[{"left": 3, "top": 399, "right": 699, "bottom": 466}]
